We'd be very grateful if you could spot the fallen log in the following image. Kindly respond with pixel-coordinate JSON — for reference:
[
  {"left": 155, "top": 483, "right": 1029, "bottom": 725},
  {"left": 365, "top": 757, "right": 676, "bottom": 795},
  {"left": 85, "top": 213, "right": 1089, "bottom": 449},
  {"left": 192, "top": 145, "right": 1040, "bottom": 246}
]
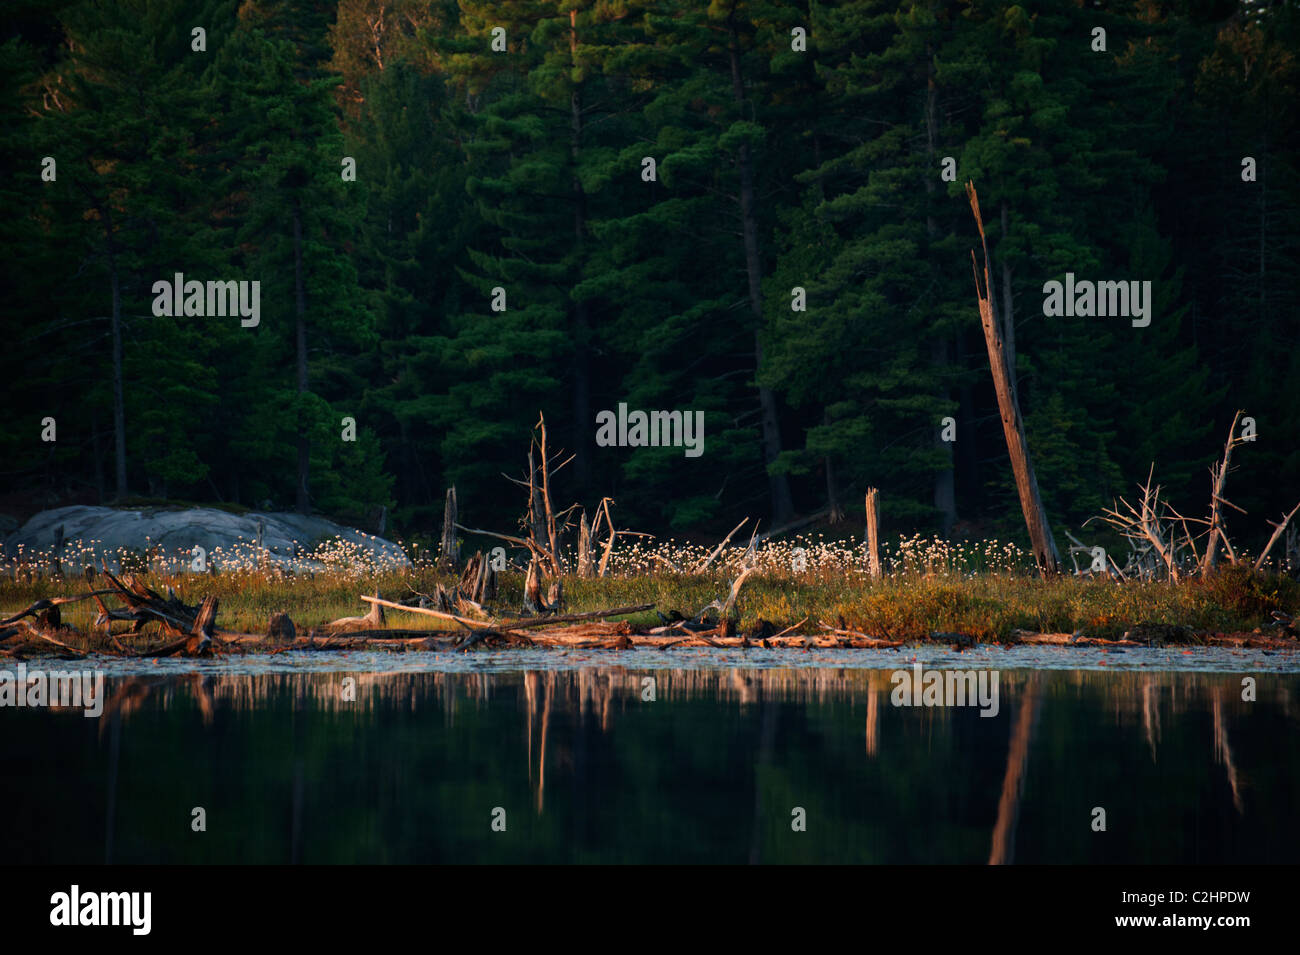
[
  {"left": 360, "top": 594, "right": 484, "bottom": 629},
  {"left": 492, "top": 603, "right": 653, "bottom": 632},
  {"left": 819, "top": 622, "right": 904, "bottom": 648}
]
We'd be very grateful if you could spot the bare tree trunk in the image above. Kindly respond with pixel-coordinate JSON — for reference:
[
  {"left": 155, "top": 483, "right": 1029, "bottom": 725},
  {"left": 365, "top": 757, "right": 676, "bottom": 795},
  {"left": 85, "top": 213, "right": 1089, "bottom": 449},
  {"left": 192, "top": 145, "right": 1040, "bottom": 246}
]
[
  {"left": 293, "top": 200, "right": 310, "bottom": 514},
  {"left": 728, "top": 14, "right": 793, "bottom": 525},
  {"left": 967, "top": 183, "right": 1060, "bottom": 574},
  {"left": 865, "top": 488, "right": 882, "bottom": 580},
  {"left": 577, "top": 509, "right": 594, "bottom": 578}
]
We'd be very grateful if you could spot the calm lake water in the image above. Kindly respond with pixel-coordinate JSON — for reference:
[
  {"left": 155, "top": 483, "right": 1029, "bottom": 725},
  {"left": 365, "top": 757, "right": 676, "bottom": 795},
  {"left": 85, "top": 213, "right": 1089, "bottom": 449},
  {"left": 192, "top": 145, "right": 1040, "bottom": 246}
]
[{"left": 3, "top": 647, "right": 1298, "bottom": 864}]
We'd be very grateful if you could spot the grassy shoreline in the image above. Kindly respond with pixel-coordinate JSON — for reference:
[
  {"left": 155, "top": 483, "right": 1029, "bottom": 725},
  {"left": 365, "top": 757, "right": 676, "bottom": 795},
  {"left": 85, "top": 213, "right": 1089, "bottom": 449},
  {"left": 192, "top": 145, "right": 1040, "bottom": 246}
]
[{"left": 2, "top": 561, "right": 1297, "bottom": 651}]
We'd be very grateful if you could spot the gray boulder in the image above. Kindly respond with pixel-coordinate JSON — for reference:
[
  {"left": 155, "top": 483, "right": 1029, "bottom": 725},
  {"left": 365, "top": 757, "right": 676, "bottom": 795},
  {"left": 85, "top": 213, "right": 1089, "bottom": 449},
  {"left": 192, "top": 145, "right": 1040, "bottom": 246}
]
[{"left": 2, "top": 505, "right": 409, "bottom": 573}]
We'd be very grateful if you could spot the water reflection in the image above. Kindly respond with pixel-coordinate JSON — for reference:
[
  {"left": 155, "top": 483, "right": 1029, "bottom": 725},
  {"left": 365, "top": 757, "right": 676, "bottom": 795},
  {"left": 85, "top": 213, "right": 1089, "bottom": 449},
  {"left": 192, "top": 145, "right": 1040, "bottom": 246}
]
[{"left": 3, "top": 667, "right": 1296, "bottom": 864}]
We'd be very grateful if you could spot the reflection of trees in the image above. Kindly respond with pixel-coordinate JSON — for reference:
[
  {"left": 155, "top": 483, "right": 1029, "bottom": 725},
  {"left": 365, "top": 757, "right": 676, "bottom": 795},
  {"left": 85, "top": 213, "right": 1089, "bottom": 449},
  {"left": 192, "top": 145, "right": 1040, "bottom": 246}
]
[
  {"left": 1212, "top": 687, "right": 1244, "bottom": 814},
  {"left": 65, "top": 666, "right": 1293, "bottom": 863},
  {"left": 87, "top": 668, "right": 1294, "bottom": 726}
]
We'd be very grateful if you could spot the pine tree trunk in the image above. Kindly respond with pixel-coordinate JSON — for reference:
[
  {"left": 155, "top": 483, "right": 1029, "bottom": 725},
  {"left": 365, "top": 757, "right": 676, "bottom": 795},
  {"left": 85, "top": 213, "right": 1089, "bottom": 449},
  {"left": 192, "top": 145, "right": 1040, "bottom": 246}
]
[
  {"left": 932, "top": 340, "right": 957, "bottom": 536},
  {"left": 95, "top": 197, "right": 128, "bottom": 501},
  {"left": 570, "top": 56, "right": 592, "bottom": 493},
  {"left": 825, "top": 454, "right": 843, "bottom": 523},
  {"left": 91, "top": 405, "right": 105, "bottom": 504},
  {"left": 728, "top": 17, "right": 793, "bottom": 524},
  {"left": 293, "top": 200, "right": 310, "bottom": 515},
  {"left": 925, "top": 54, "right": 957, "bottom": 535},
  {"left": 954, "top": 332, "right": 980, "bottom": 514},
  {"left": 109, "top": 254, "right": 127, "bottom": 500}
]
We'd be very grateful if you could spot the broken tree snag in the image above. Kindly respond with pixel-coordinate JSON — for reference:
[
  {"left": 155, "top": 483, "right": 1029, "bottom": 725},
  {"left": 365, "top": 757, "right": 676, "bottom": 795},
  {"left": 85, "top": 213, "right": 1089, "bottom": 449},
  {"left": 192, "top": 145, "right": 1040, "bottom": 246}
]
[
  {"left": 865, "top": 488, "right": 882, "bottom": 580},
  {"left": 267, "top": 612, "right": 297, "bottom": 643},
  {"left": 470, "top": 550, "right": 497, "bottom": 603},
  {"left": 577, "top": 510, "right": 595, "bottom": 579},
  {"left": 440, "top": 487, "right": 460, "bottom": 570},
  {"left": 96, "top": 567, "right": 221, "bottom": 635},
  {"left": 457, "top": 551, "right": 496, "bottom": 608},
  {"left": 966, "top": 181, "right": 1061, "bottom": 575},
  {"left": 524, "top": 558, "right": 545, "bottom": 614},
  {"left": 188, "top": 595, "right": 218, "bottom": 655}
]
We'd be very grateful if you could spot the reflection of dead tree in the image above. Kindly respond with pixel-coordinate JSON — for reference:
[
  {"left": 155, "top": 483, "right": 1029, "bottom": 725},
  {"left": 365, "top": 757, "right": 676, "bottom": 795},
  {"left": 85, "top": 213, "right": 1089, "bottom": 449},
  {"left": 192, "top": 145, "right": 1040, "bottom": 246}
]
[
  {"left": 989, "top": 678, "right": 1041, "bottom": 865},
  {"left": 1142, "top": 680, "right": 1161, "bottom": 763},
  {"left": 97, "top": 674, "right": 215, "bottom": 732},
  {"left": 537, "top": 671, "right": 552, "bottom": 814},
  {"left": 1211, "top": 688, "right": 1244, "bottom": 815},
  {"left": 524, "top": 671, "right": 538, "bottom": 784},
  {"left": 865, "top": 682, "right": 879, "bottom": 757}
]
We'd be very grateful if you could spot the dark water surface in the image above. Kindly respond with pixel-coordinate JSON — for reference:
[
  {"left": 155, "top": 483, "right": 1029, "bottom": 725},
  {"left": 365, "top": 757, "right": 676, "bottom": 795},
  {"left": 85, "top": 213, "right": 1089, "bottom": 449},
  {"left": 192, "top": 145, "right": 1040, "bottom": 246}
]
[{"left": 3, "top": 648, "right": 1298, "bottom": 864}]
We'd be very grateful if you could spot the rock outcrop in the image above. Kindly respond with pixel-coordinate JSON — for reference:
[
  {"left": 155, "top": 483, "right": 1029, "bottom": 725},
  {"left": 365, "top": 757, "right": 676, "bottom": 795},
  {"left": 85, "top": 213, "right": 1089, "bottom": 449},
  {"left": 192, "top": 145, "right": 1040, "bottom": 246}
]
[{"left": 2, "top": 505, "right": 409, "bottom": 573}]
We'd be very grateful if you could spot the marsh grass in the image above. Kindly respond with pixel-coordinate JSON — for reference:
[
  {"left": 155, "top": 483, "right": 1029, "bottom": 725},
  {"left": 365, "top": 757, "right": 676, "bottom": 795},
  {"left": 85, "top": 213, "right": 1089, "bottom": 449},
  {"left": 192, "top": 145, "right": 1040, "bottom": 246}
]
[{"left": 2, "top": 533, "right": 1296, "bottom": 643}]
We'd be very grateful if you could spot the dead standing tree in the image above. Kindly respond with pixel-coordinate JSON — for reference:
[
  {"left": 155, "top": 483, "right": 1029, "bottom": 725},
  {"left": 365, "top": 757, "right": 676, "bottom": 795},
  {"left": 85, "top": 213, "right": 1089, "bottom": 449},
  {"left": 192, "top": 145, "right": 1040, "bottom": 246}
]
[
  {"left": 966, "top": 181, "right": 1061, "bottom": 575},
  {"left": 1091, "top": 414, "right": 1299, "bottom": 580},
  {"left": 439, "top": 487, "right": 459, "bottom": 570},
  {"left": 454, "top": 416, "right": 652, "bottom": 605},
  {"left": 456, "top": 414, "right": 570, "bottom": 578},
  {"left": 1202, "top": 411, "right": 1246, "bottom": 574},
  {"left": 522, "top": 413, "right": 568, "bottom": 579}
]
